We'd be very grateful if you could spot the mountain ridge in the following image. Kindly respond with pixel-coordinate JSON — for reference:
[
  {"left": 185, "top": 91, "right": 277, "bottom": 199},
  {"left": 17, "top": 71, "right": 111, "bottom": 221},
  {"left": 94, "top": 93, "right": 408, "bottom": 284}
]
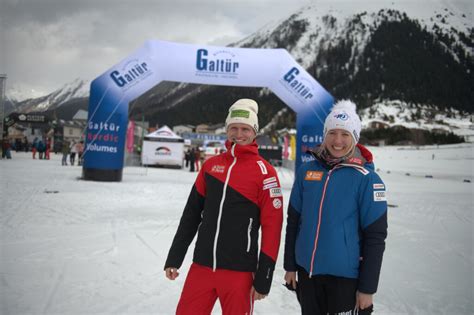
[{"left": 5, "top": 2, "right": 473, "bottom": 136}]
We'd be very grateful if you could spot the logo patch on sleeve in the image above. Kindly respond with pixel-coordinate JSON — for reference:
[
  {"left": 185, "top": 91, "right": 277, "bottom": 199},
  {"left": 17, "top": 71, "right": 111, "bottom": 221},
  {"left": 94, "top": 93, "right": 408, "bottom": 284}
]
[
  {"left": 263, "top": 182, "right": 279, "bottom": 190},
  {"left": 269, "top": 188, "right": 282, "bottom": 198},
  {"left": 257, "top": 160, "right": 268, "bottom": 174},
  {"left": 263, "top": 176, "right": 277, "bottom": 185},
  {"left": 374, "top": 191, "right": 387, "bottom": 202},
  {"left": 272, "top": 198, "right": 282, "bottom": 209},
  {"left": 373, "top": 183, "right": 385, "bottom": 190},
  {"left": 305, "top": 171, "right": 323, "bottom": 181}
]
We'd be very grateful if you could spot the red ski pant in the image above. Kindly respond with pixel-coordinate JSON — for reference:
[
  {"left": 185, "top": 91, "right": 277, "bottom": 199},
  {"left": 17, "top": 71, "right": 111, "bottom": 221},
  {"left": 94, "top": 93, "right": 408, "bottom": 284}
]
[
  {"left": 195, "top": 160, "right": 200, "bottom": 172},
  {"left": 176, "top": 263, "right": 254, "bottom": 315}
]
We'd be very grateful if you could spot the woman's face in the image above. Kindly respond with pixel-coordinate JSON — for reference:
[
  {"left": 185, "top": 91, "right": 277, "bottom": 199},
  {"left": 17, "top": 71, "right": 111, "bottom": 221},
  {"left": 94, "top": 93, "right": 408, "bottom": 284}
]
[{"left": 323, "top": 129, "right": 354, "bottom": 158}]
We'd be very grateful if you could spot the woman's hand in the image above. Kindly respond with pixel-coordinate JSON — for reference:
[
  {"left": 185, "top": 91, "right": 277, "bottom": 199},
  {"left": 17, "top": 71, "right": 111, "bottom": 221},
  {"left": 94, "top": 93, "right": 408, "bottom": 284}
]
[
  {"left": 284, "top": 271, "right": 297, "bottom": 290},
  {"left": 164, "top": 267, "right": 179, "bottom": 280}
]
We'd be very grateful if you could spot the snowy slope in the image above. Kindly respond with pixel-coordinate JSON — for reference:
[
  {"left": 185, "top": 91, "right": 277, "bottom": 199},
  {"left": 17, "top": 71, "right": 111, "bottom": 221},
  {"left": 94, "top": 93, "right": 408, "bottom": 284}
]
[
  {"left": 5, "top": 0, "right": 472, "bottom": 129},
  {"left": 8, "top": 78, "right": 90, "bottom": 113},
  {"left": 1, "top": 143, "right": 473, "bottom": 314},
  {"left": 236, "top": 0, "right": 472, "bottom": 69},
  {"left": 32, "top": 79, "right": 90, "bottom": 111},
  {"left": 359, "top": 100, "right": 474, "bottom": 138},
  {"left": 3, "top": 85, "right": 28, "bottom": 103}
]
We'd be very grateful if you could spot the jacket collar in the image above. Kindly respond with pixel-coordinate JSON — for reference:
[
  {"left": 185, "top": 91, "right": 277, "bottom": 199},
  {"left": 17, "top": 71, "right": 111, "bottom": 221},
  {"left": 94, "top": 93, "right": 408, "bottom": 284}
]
[
  {"left": 224, "top": 140, "right": 259, "bottom": 158},
  {"left": 311, "top": 143, "right": 375, "bottom": 170},
  {"left": 356, "top": 143, "right": 373, "bottom": 163},
  {"left": 337, "top": 144, "right": 375, "bottom": 172}
]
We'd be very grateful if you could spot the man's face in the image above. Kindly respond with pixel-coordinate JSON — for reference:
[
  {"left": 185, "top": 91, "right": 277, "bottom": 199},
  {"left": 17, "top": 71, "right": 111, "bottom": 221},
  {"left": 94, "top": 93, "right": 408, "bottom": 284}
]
[{"left": 227, "top": 123, "right": 256, "bottom": 146}]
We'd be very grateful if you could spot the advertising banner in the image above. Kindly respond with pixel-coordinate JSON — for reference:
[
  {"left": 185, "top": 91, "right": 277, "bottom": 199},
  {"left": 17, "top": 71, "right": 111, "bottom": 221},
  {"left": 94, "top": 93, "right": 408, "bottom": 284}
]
[
  {"left": 83, "top": 40, "right": 333, "bottom": 181},
  {"left": 141, "top": 141, "right": 184, "bottom": 167}
]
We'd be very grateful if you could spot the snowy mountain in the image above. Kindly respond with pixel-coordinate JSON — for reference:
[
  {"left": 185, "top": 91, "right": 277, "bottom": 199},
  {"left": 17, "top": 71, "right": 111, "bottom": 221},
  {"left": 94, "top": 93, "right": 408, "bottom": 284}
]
[
  {"left": 4, "top": 85, "right": 27, "bottom": 103},
  {"left": 7, "top": 1, "right": 473, "bottom": 137},
  {"left": 236, "top": 1, "right": 472, "bottom": 64},
  {"left": 127, "top": 1, "right": 472, "bottom": 127},
  {"left": 7, "top": 78, "right": 89, "bottom": 114},
  {"left": 234, "top": 2, "right": 472, "bottom": 108},
  {"left": 359, "top": 100, "right": 474, "bottom": 141},
  {"left": 361, "top": 100, "right": 471, "bottom": 130}
]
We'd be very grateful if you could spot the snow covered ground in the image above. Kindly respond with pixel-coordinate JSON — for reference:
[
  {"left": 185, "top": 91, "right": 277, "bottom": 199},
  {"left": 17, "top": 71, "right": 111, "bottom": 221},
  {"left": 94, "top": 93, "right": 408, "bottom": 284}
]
[{"left": 1, "top": 144, "right": 473, "bottom": 315}]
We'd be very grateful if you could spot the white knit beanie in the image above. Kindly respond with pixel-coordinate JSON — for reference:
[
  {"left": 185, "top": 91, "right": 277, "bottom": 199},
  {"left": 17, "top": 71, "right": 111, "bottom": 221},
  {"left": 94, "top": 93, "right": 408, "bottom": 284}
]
[
  {"left": 323, "top": 100, "right": 362, "bottom": 143},
  {"left": 225, "top": 99, "right": 259, "bottom": 134}
]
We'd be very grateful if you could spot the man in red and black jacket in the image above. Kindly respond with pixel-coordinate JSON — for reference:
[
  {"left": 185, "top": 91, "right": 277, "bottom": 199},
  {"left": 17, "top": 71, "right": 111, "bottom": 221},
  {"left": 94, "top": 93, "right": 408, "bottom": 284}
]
[{"left": 165, "top": 99, "right": 283, "bottom": 315}]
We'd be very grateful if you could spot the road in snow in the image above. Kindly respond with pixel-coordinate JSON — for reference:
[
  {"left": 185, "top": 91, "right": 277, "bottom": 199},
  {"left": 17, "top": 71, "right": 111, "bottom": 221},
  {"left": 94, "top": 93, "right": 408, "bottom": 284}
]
[{"left": 1, "top": 144, "right": 472, "bottom": 314}]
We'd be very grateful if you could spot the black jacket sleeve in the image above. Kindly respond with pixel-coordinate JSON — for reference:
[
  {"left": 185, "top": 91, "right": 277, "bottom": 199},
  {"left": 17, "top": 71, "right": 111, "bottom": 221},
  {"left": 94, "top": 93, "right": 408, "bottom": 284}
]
[
  {"left": 358, "top": 212, "right": 388, "bottom": 294},
  {"left": 253, "top": 252, "right": 275, "bottom": 294},
  {"left": 284, "top": 204, "right": 301, "bottom": 271},
  {"left": 164, "top": 185, "right": 205, "bottom": 269}
]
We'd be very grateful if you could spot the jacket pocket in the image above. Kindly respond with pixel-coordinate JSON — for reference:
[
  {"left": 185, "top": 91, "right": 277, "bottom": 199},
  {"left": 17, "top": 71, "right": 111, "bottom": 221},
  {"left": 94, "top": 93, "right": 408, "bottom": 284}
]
[{"left": 247, "top": 218, "right": 253, "bottom": 252}]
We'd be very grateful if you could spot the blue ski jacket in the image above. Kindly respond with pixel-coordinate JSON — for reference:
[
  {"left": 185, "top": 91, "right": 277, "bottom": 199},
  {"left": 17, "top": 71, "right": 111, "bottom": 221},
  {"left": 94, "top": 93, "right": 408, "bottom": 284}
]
[{"left": 284, "top": 144, "right": 388, "bottom": 294}]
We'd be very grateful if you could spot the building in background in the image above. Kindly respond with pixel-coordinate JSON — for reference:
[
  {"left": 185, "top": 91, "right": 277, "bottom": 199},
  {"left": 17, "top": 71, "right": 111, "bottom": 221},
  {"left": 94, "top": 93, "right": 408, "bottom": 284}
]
[{"left": 173, "top": 124, "right": 194, "bottom": 136}]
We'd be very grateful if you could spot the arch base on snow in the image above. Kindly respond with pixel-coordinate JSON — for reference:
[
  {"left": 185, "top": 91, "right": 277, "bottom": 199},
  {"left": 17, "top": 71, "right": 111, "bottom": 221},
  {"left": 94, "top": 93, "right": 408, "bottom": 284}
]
[{"left": 82, "top": 168, "right": 122, "bottom": 182}]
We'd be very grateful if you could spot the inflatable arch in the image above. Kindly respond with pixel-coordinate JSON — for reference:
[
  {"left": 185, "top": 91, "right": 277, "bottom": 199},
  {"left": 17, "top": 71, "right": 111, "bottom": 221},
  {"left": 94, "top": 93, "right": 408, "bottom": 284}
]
[{"left": 83, "top": 40, "right": 333, "bottom": 181}]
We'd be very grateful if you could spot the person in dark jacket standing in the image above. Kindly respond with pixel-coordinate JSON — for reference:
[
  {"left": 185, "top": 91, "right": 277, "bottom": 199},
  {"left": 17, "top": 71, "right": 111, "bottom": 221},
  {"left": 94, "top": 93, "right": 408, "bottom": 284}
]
[
  {"left": 165, "top": 99, "right": 283, "bottom": 315},
  {"left": 184, "top": 148, "right": 190, "bottom": 168},
  {"left": 37, "top": 140, "right": 45, "bottom": 159},
  {"left": 284, "top": 100, "right": 388, "bottom": 315},
  {"left": 188, "top": 147, "right": 195, "bottom": 172},
  {"left": 2, "top": 139, "right": 12, "bottom": 159}
]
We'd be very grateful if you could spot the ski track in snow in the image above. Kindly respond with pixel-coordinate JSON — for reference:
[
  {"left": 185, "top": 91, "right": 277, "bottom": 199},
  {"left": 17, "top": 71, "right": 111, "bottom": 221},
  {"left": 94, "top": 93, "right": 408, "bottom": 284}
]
[
  {"left": 1, "top": 146, "right": 473, "bottom": 314},
  {"left": 42, "top": 261, "right": 68, "bottom": 315}
]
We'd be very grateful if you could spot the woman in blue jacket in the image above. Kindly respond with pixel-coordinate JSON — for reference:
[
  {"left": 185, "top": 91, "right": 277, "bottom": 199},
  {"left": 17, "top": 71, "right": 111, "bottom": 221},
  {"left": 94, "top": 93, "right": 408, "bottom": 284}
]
[{"left": 284, "top": 100, "right": 388, "bottom": 315}]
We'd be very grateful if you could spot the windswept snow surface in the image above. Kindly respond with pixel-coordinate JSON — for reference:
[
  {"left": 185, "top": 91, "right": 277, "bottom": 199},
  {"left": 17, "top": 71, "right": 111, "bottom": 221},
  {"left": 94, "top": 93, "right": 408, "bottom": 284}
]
[{"left": 1, "top": 144, "right": 473, "bottom": 314}]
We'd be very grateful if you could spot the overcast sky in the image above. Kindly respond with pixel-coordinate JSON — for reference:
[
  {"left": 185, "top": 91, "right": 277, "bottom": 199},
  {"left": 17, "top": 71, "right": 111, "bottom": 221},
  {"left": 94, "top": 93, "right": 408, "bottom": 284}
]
[
  {"left": 1, "top": 0, "right": 315, "bottom": 99},
  {"left": 1, "top": 0, "right": 471, "bottom": 100}
]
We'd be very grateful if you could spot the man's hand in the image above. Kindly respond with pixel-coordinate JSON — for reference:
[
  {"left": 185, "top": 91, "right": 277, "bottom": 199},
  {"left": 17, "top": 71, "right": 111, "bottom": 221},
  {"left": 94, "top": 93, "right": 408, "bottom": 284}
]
[
  {"left": 355, "top": 291, "right": 373, "bottom": 310},
  {"left": 284, "top": 271, "right": 297, "bottom": 290},
  {"left": 251, "top": 286, "right": 267, "bottom": 301},
  {"left": 165, "top": 267, "right": 179, "bottom": 280}
]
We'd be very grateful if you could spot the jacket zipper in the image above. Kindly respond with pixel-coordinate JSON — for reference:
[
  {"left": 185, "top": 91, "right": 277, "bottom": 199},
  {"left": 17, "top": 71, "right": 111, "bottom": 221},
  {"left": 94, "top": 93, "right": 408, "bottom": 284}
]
[
  {"left": 212, "top": 143, "right": 237, "bottom": 271},
  {"left": 246, "top": 218, "right": 253, "bottom": 252},
  {"left": 309, "top": 169, "right": 332, "bottom": 277}
]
